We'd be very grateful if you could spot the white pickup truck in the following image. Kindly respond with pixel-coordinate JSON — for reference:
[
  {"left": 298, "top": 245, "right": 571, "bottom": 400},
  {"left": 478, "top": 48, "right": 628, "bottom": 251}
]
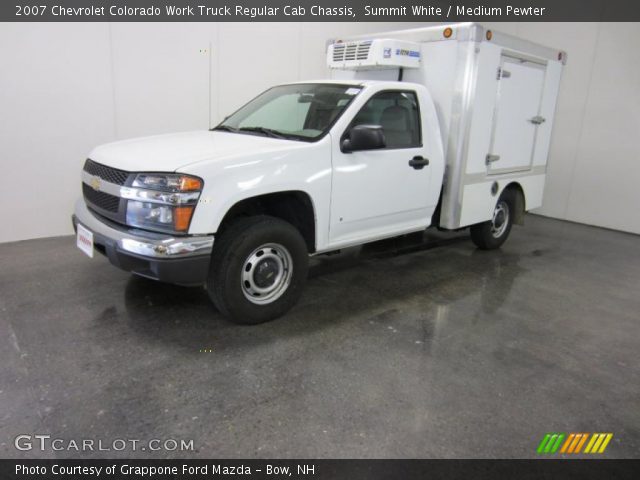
[{"left": 73, "top": 23, "right": 565, "bottom": 324}]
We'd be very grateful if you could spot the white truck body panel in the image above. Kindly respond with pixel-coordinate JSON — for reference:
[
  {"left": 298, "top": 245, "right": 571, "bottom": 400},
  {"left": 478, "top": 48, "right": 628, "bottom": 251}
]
[{"left": 329, "top": 23, "right": 565, "bottom": 230}]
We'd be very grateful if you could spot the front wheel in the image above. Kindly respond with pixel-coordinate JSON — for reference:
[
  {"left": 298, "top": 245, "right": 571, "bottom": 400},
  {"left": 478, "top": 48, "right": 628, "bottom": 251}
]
[
  {"left": 470, "top": 190, "right": 515, "bottom": 250},
  {"left": 207, "top": 216, "right": 309, "bottom": 324}
]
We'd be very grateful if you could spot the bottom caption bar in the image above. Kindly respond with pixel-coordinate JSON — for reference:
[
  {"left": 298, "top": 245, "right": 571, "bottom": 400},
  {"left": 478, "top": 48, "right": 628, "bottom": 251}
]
[{"left": 3, "top": 459, "right": 640, "bottom": 479}]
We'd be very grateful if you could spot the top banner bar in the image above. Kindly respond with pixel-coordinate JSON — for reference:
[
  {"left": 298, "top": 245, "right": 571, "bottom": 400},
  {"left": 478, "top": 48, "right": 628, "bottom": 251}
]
[{"left": 4, "top": 0, "right": 640, "bottom": 22}]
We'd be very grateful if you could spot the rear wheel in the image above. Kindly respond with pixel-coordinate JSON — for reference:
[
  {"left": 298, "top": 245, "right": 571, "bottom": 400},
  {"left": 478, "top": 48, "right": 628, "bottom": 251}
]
[
  {"left": 207, "top": 216, "right": 308, "bottom": 324},
  {"left": 470, "top": 189, "right": 515, "bottom": 250}
]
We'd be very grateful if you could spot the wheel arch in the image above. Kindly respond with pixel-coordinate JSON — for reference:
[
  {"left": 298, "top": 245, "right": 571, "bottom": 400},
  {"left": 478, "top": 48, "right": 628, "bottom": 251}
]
[
  {"left": 502, "top": 181, "right": 526, "bottom": 225},
  {"left": 216, "top": 190, "right": 317, "bottom": 253}
]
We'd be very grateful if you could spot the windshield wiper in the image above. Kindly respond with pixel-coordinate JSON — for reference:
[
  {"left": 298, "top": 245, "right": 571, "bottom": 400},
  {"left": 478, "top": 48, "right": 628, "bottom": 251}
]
[
  {"left": 212, "top": 125, "right": 238, "bottom": 133},
  {"left": 213, "top": 125, "right": 288, "bottom": 139},
  {"left": 238, "top": 127, "right": 286, "bottom": 139}
]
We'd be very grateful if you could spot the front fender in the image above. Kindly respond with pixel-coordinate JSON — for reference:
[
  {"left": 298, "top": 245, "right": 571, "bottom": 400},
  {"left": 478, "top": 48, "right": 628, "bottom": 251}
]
[{"left": 179, "top": 137, "right": 333, "bottom": 250}]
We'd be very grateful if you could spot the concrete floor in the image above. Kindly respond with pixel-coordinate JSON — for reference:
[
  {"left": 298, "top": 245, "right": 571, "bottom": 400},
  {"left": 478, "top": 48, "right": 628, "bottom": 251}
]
[{"left": 1, "top": 214, "right": 639, "bottom": 459}]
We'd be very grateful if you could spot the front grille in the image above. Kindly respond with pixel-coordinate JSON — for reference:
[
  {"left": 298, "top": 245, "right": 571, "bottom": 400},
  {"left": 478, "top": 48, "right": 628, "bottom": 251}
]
[
  {"left": 84, "top": 159, "right": 130, "bottom": 185},
  {"left": 82, "top": 183, "right": 120, "bottom": 213}
]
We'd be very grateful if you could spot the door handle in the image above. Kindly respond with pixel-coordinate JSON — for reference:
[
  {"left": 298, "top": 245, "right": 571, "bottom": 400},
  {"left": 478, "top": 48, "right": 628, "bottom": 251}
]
[
  {"left": 408, "top": 156, "right": 429, "bottom": 170},
  {"left": 529, "top": 115, "right": 546, "bottom": 125}
]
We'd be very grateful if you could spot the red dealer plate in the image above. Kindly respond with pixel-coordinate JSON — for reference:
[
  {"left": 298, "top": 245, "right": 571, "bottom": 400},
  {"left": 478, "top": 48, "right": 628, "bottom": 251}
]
[{"left": 76, "top": 223, "right": 94, "bottom": 258}]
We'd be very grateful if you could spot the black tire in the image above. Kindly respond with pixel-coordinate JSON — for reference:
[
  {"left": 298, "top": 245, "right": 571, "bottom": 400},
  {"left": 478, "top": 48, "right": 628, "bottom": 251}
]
[
  {"left": 470, "top": 189, "right": 515, "bottom": 250},
  {"left": 207, "top": 216, "right": 309, "bottom": 324}
]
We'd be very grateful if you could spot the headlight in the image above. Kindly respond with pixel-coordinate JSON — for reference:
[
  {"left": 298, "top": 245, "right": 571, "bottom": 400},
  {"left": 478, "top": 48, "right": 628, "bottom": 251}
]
[
  {"left": 125, "top": 173, "right": 203, "bottom": 234},
  {"left": 132, "top": 173, "right": 202, "bottom": 192}
]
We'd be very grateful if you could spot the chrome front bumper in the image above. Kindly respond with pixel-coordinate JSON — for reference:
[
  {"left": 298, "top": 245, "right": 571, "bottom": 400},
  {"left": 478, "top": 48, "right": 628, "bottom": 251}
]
[
  {"left": 73, "top": 199, "right": 213, "bottom": 259},
  {"left": 72, "top": 199, "right": 214, "bottom": 286}
]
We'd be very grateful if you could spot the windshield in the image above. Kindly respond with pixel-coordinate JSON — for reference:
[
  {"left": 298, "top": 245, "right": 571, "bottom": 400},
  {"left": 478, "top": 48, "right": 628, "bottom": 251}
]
[{"left": 214, "top": 83, "right": 362, "bottom": 142}]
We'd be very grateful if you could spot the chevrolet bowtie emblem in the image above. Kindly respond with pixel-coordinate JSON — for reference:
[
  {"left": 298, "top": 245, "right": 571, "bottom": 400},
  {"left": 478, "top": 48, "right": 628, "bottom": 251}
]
[{"left": 90, "top": 176, "right": 101, "bottom": 191}]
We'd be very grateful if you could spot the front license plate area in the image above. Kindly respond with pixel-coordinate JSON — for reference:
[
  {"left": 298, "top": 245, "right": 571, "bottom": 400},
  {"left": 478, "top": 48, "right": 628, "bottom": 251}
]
[{"left": 76, "top": 223, "right": 94, "bottom": 258}]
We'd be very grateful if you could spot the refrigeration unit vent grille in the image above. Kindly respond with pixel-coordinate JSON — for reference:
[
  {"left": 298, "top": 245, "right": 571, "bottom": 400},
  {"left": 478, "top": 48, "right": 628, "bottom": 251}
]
[{"left": 332, "top": 41, "right": 372, "bottom": 63}]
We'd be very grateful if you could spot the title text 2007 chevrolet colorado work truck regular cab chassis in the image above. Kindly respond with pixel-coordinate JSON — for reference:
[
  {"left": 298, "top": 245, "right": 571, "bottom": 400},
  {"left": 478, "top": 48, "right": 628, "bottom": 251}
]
[{"left": 72, "top": 24, "right": 565, "bottom": 324}]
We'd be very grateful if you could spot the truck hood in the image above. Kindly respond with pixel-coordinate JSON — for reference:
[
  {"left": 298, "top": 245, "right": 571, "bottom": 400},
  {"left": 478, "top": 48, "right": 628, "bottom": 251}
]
[{"left": 88, "top": 131, "right": 298, "bottom": 172}]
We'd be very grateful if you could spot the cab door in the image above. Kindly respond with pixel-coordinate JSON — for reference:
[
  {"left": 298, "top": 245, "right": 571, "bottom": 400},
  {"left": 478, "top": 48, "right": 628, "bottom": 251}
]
[{"left": 328, "top": 88, "right": 434, "bottom": 246}]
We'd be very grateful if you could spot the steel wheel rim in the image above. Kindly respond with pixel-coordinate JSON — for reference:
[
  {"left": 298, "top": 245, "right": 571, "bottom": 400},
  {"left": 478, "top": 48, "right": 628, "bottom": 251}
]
[
  {"left": 491, "top": 201, "right": 509, "bottom": 238},
  {"left": 241, "top": 243, "right": 293, "bottom": 305}
]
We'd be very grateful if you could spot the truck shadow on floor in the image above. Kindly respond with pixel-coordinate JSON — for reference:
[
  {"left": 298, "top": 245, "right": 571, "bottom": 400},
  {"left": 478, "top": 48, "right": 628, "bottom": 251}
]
[{"left": 119, "top": 230, "right": 527, "bottom": 353}]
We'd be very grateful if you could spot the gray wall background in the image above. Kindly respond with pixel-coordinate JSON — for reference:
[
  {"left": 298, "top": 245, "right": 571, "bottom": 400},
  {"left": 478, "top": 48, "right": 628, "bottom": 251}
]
[{"left": 1, "top": 22, "right": 639, "bottom": 243}]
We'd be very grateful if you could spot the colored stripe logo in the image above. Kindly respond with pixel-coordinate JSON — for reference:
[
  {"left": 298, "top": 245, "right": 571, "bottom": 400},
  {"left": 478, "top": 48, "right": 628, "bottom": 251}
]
[{"left": 537, "top": 433, "right": 613, "bottom": 454}]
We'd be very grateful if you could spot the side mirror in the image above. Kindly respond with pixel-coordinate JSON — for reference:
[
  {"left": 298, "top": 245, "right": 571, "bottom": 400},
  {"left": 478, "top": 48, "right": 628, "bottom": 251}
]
[{"left": 341, "top": 125, "right": 386, "bottom": 153}]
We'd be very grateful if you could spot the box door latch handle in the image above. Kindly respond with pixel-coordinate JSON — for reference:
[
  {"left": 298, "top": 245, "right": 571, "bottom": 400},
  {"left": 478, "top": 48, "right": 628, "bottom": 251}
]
[
  {"left": 529, "top": 115, "right": 546, "bottom": 125},
  {"left": 497, "top": 68, "right": 511, "bottom": 79},
  {"left": 486, "top": 154, "right": 501, "bottom": 165}
]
